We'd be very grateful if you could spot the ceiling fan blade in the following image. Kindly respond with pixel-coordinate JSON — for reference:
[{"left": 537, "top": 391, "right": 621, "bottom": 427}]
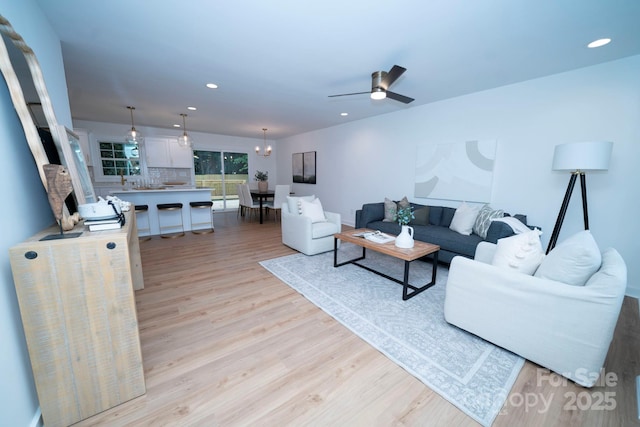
[
  {"left": 380, "top": 65, "right": 406, "bottom": 89},
  {"left": 328, "top": 91, "right": 370, "bottom": 98},
  {"left": 386, "top": 91, "right": 414, "bottom": 104}
]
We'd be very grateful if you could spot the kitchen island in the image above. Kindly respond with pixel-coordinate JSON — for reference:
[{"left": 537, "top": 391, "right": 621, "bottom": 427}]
[{"left": 111, "top": 188, "right": 213, "bottom": 236}]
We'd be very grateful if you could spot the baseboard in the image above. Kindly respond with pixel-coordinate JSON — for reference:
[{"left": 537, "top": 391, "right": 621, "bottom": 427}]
[
  {"left": 627, "top": 288, "right": 640, "bottom": 299},
  {"left": 30, "top": 408, "right": 42, "bottom": 427}
]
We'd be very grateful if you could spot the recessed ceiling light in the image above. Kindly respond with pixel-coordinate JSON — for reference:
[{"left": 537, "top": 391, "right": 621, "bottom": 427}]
[
  {"left": 206, "top": 83, "right": 218, "bottom": 89},
  {"left": 173, "top": 124, "right": 181, "bottom": 128},
  {"left": 588, "top": 38, "right": 611, "bottom": 48},
  {"left": 340, "top": 112, "right": 348, "bottom": 116},
  {"left": 187, "top": 106, "right": 197, "bottom": 111}
]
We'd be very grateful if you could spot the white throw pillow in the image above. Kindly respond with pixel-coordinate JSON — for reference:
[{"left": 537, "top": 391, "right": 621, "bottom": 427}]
[
  {"left": 491, "top": 229, "right": 544, "bottom": 275},
  {"left": 534, "top": 230, "right": 601, "bottom": 286},
  {"left": 286, "top": 195, "right": 315, "bottom": 215},
  {"left": 299, "top": 198, "right": 326, "bottom": 223},
  {"left": 449, "top": 202, "right": 480, "bottom": 236}
]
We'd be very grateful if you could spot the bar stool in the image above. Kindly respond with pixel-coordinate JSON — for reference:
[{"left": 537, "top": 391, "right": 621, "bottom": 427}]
[
  {"left": 189, "top": 201, "right": 214, "bottom": 234},
  {"left": 157, "top": 203, "right": 185, "bottom": 238},
  {"left": 134, "top": 204, "right": 152, "bottom": 241}
]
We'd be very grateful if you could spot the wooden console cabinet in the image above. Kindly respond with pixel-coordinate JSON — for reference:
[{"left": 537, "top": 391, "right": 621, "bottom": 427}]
[{"left": 9, "top": 211, "right": 146, "bottom": 427}]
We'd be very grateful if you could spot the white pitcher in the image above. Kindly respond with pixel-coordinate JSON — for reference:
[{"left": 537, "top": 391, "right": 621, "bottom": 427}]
[{"left": 395, "top": 225, "right": 415, "bottom": 248}]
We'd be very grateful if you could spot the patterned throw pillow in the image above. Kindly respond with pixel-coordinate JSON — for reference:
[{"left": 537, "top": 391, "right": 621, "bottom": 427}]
[
  {"left": 383, "top": 196, "right": 410, "bottom": 222},
  {"left": 397, "top": 196, "right": 410, "bottom": 209},
  {"left": 473, "top": 204, "right": 504, "bottom": 239},
  {"left": 383, "top": 198, "right": 397, "bottom": 222}
]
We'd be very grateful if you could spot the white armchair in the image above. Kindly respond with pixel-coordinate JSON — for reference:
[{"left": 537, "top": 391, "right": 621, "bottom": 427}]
[
  {"left": 281, "top": 198, "right": 341, "bottom": 255},
  {"left": 444, "top": 241, "right": 627, "bottom": 387}
]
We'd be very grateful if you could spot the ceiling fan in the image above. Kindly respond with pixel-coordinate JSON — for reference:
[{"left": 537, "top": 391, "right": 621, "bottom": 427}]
[{"left": 328, "top": 65, "right": 414, "bottom": 104}]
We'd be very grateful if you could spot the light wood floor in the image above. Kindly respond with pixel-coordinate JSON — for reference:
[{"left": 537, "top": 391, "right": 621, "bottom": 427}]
[{"left": 75, "top": 211, "right": 640, "bottom": 426}]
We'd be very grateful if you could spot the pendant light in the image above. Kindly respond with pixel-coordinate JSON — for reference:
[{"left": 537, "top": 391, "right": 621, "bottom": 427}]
[
  {"left": 125, "top": 106, "right": 143, "bottom": 145},
  {"left": 255, "top": 128, "right": 272, "bottom": 157},
  {"left": 177, "top": 113, "right": 193, "bottom": 148}
]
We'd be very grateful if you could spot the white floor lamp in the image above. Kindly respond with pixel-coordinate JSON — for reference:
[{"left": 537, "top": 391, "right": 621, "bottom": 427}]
[{"left": 546, "top": 141, "right": 613, "bottom": 254}]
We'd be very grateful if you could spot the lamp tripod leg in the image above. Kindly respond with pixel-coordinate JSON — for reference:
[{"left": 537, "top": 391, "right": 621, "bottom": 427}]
[
  {"left": 546, "top": 173, "right": 578, "bottom": 254},
  {"left": 580, "top": 172, "right": 589, "bottom": 230}
]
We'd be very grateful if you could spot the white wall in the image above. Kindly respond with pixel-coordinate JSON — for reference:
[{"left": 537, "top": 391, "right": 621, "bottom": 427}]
[
  {"left": 277, "top": 55, "right": 640, "bottom": 297},
  {"left": 1, "top": 1, "right": 73, "bottom": 426},
  {"left": 73, "top": 120, "right": 278, "bottom": 186}
]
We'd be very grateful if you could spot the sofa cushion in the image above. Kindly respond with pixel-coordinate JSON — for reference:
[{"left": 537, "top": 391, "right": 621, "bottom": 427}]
[
  {"left": 413, "top": 225, "right": 483, "bottom": 258},
  {"left": 441, "top": 207, "right": 456, "bottom": 227},
  {"left": 299, "top": 198, "right": 326, "bottom": 223},
  {"left": 534, "top": 230, "right": 602, "bottom": 286},
  {"left": 449, "top": 202, "right": 480, "bottom": 236},
  {"left": 491, "top": 229, "right": 544, "bottom": 275},
  {"left": 357, "top": 202, "right": 384, "bottom": 228},
  {"left": 473, "top": 204, "right": 505, "bottom": 239},
  {"left": 311, "top": 220, "right": 340, "bottom": 239},
  {"left": 429, "top": 206, "right": 443, "bottom": 226}
]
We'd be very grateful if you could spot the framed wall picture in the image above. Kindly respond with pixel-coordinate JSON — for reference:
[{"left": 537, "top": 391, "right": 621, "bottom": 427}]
[
  {"left": 292, "top": 151, "right": 316, "bottom": 184},
  {"left": 292, "top": 152, "right": 303, "bottom": 183}
]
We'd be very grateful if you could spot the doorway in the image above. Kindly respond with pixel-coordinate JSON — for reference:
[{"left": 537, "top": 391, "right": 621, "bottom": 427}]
[{"left": 194, "top": 150, "right": 248, "bottom": 211}]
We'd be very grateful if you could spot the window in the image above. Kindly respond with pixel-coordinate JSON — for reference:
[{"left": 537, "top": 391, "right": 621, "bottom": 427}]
[
  {"left": 194, "top": 150, "right": 248, "bottom": 211},
  {"left": 99, "top": 142, "right": 141, "bottom": 177}
]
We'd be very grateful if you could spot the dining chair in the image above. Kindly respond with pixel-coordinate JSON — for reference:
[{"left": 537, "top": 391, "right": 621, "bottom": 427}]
[
  {"left": 240, "top": 184, "right": 261, "bottom": 221},
  {"left": 236, "top": 183, "right": 245, "bottom": 218},
  {"left": 266, "top": 184, "right": 290, "bottom": 221}
]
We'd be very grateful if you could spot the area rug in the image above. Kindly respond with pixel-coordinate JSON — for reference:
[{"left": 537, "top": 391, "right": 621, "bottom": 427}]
[{"left": 260, "top": 244, "right": 524, "bottom": 427}]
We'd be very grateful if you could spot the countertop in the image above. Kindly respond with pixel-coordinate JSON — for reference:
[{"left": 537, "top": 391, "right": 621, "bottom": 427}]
[{"left": 111, "top": 187, "right": 212, "bottom": 194}]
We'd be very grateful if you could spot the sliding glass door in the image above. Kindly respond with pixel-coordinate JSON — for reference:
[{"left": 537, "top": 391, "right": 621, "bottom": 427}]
[{"left": 194, "top": 150, "right": 248, "bottom": 211}]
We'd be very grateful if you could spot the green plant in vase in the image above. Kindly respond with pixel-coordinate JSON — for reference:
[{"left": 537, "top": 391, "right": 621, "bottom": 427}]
[
  {"left": 255, "top": 170, "right": 268, "bottom": 192},
  {"left": 395, "top": 206, "right": 416, "bottom": 248},
  {"left": 396, "top": 206, "right": 415, "bottom": 226}
]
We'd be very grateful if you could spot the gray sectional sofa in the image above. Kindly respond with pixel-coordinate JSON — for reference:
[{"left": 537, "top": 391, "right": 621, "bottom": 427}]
[{"left": 355, "top": 202, "right": 529, "bottom": 263}]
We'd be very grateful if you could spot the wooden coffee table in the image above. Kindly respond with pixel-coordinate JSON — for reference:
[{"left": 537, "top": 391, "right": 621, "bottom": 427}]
[{"left": 334, "top": 228, "right": 440, "bottom": 300}]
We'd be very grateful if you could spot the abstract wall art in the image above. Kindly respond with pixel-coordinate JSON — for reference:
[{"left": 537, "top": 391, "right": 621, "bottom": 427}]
[{"left": 414, "top": 140, "right": 497, "bottom": 202}]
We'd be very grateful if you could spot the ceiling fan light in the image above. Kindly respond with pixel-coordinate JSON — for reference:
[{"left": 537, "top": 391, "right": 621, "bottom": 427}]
[{"left": 371, "top": 88, "right": 386, "bottom": 100}]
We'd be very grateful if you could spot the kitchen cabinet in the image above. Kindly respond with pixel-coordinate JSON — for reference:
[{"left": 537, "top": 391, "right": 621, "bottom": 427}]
[
  {"left": 145, "top": 136, "right": 193, "bottom": 168},
  {"left": 9, "top": 211, "right": 145, "bottom": 427}
]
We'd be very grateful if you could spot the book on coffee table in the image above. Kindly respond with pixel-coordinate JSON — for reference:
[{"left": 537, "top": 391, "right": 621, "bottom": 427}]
[{"left": 353, "top": 230, "right": 395, "bottom": 244}]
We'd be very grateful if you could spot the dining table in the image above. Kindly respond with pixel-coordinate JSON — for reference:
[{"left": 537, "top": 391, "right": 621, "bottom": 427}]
[{"left": 250, "top": 189, "right": 275, "bottom": 224}]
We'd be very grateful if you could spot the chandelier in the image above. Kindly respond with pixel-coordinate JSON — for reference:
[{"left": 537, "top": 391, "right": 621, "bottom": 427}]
[
  {"left": 125, "top": 106, "right": 143, "bottom": 145},
  {"left": 255, "top": 128, "right": 272, "bottom": 157}
]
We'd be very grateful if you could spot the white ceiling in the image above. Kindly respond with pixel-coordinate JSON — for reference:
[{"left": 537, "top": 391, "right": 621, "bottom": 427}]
[{"left": 30, "top": 0, "right": 640, "bottom": 140}]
